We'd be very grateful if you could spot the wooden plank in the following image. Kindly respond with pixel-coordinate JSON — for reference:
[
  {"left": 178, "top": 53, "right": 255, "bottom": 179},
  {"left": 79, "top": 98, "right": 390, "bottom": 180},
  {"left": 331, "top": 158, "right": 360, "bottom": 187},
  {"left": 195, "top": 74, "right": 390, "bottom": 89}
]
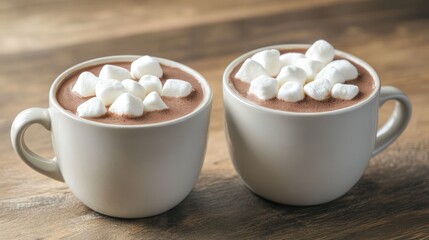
[{"left": 0, "top": 0, "right": 341, "bottom": 55}]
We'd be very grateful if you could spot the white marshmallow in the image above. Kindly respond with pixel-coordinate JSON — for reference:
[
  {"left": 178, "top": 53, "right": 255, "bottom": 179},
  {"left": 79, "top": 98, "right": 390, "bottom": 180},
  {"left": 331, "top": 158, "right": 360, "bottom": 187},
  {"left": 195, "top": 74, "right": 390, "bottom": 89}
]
[
  {"left": 251, "top": 49, "right": 281, "bottom": 77},
  {"left": 276, "top": 65, "right": 307, "bottom": 86},
  {"left": 294, "top": 58, "right": 324, "bottom": 82},
  {"left": 331, "top": 83, "right": 359, "bottom": 100},
  {"left": 109, "top": 93, "right": 144, "bottom": 118},
  {"left": 248, "top": 75, "right": 278, "bottom": 100},
  {"left": 72, "top": 71, "right": 100, "bottom": 97},
  {"left": 76, "top": 97, "right": 107, "bottom": 118},
  {"left": 314, "top": 67, "right": 345, "bottom": 85},
  {"left": 122, "top": 79, "right": 146, "bottom": 100},
  {"left": 162, "top": 79, "right": 193, "bottom": 98},
  {"left": 305, "top": 40, "right": 335, "bottom": 65},
  {"left": 99, "top": 65, "right": 132, "bottom": 81},
  {"left": 326, "top": 60, "right": 358, "bottom": 81},
  {"left": 279, "top": 52, "right": 305, "bottom": 66},
  {"left": 131, "top": 55, "right": 163, "bottom": 79},
  {"left": 143, "top": 91, "right": 168, "bottom": 112},
  {"left": 303, "top": 78, "right": 332, "bottom": 101},
  {"left": 95, "top": 79, "right": 127, "bottom": 106},
  {"left": 234, "top": 58, "right": 268, "bottom": 83},
  {"left": 277, "top": 81, "right": 304, "bottom": 102},
  {"left": 139, "top": 75, "right": 163, "bottom": 94}
]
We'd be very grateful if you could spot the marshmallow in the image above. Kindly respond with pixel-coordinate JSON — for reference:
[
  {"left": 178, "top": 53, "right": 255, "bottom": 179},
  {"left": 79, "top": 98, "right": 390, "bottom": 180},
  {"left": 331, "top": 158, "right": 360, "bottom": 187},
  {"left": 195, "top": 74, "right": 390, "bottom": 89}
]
[
  {"left": 139, "top": 75, "right": 163, "bottom": 94},
  {"left": 162, "top": 79, "right": 193, "bottom": 98},
  {"left": 305, "top": 40, "right": 335, "bottom": 65},
  {"left": 326, "top": 60, "right": 358, "bottom": 81},
  {"left": 294, "top": 58, "right": 324, "bottom": 82},
  {"left": 76, "top": 97, "right": 107, "bottom": 118},
  {"left": 331, "top": 83, "right": 359, "bottom": 100},
  {"left": 99, "top": 65, "right": 132, "bottom": 81},
  {"left": 143, "top": 91, "right": 168, "bottom": 112},
  {"left": 276, "top": 65, "right": 307, "bottom": 86},
  {"left": 277, "top": 81, "right": 304, "bottom": 102},
  {"left": 131, "top": 55, "right": 163, "bottom": 79},
  {"left": 109, "top": 93, "right": 144, "bottom": 117},
  {"left": 279, "top": 52, "right": 305, "bottom": 66},
  {"left": 122, "top": 79, "right": 146, "bottom": 99},
  {"left": 303, "top": 78, "right": 332, "bottom": 101},
  {"left": 234, "top": 58, "right": 268, "bottom": 83},
  {"left": 314, "top": 67, "right": 345, "bottom": 85},
  {"left": 95, "top": 79, "right": 127, "bottom": 106},
  {"left": 72, "top": 71, "right": 100, "bottom": 97},
  {"left": 248, "top": 75, "right": 278, "bottom": 100},
  {"left": 251, "top": 49, "right": 281, "bottom": 77}
]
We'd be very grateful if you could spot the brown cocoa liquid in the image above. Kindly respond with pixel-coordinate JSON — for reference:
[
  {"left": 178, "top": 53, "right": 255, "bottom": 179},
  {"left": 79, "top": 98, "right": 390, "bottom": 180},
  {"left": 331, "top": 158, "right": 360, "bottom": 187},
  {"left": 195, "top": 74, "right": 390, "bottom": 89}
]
[
  {"left": 57, "top": 62, "right": 204, "bottom": 125},
  {"left": 229, "top": 49, "right": 376, "bottom": 113}
]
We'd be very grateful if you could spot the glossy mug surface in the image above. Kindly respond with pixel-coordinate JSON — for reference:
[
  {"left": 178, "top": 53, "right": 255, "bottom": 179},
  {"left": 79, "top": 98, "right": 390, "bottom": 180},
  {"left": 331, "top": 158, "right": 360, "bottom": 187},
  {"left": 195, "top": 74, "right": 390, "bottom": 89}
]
[
  {"left": 11, "top": 56, "right": 213, "bottom": 218},
  {"left": 223, "top": 44, "right": 412, "bottom": 205}
]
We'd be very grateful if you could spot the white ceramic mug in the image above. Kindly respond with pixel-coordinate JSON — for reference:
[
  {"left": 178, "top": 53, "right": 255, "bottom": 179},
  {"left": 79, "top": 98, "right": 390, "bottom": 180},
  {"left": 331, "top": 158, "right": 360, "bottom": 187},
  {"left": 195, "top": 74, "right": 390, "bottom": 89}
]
[
  {"left": 223, "top": 44, "right": 412, "bottom": 205},
  {"left": 11, "top": 56, "right": 213, "bottom": 218}
]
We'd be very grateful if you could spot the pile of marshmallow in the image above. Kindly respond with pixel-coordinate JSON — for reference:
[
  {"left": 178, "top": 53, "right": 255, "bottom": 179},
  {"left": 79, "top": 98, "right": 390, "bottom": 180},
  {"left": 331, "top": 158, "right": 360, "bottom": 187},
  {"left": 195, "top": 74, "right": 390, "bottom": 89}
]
[
  {"left": 72, "top": 56, "right": 193, "bottom": 118},
  {"left": 235, "top": 40, "right": 360, "bottom": 102}
]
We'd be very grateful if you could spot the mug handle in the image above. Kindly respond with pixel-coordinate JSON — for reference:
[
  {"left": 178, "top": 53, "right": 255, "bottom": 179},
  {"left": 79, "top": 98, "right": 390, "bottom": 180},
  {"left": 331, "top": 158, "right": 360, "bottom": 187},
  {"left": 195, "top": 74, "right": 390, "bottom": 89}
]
[
  {"left": 10, "top": 108, "right": 64, "bottom": 182},
  {"left": 372, "top": 86, "right": 412, "bottom": 156}
]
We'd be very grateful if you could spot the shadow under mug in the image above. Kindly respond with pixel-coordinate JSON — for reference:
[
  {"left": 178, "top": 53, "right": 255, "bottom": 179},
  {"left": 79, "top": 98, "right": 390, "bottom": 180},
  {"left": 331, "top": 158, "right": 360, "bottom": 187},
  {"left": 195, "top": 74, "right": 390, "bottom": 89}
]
[
  {"left": 223, "top": 44, "right": 412, "bottom": 205},
  {"left": 11, "top": 56, "right": 213, "bottom": 218}
]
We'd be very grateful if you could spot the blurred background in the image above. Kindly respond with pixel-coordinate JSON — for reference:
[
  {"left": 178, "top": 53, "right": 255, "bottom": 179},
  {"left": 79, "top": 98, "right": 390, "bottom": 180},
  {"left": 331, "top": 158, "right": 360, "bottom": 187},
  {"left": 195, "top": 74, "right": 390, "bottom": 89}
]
[{"left": 1, "top": 0, "right": 428, "bottom": 238}]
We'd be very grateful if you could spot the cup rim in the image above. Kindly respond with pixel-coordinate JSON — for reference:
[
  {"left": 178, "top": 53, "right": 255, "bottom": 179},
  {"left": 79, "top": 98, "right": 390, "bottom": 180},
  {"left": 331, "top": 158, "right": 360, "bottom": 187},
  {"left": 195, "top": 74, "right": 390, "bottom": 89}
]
[
  {"left": 50, "top": 55, "right": 212, "bottom": 128},
  {"left": 223, "top": 44, "right": 380, "bottom": 116}
]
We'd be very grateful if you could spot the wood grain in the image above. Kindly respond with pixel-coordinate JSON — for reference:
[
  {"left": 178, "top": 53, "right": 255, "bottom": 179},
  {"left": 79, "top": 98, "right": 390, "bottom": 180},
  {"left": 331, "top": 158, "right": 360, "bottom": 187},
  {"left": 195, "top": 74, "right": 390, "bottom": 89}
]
[{"left": 1, "top": 0, "right": 429, "bottom": 238}]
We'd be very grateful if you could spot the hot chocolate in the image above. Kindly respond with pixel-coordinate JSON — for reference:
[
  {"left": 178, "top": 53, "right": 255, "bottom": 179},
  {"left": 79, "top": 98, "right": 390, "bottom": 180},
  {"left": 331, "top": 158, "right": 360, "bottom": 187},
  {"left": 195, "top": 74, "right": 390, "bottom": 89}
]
[
  {"left": 229, "top": 48, "right": 376, "bottom": 113},
  {"left": 57, "top": 61, "right": 204, "bottom": 125}
]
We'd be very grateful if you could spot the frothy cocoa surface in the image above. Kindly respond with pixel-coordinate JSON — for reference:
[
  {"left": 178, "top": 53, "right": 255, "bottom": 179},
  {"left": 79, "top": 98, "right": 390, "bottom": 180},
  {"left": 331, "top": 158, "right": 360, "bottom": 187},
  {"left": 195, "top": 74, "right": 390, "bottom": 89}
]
[
  {"left": 57, "top": 62, "right": 204, "bottom": 125},
  {"left": 229, "top": 49, "right": 376, "bottom": 113}
]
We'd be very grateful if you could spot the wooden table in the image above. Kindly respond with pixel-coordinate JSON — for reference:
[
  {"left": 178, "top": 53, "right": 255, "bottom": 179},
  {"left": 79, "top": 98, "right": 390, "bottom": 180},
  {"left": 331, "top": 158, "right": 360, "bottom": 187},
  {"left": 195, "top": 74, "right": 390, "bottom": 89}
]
[{"left": 1, "top": 0, "right": 428, "bottom": 238}]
